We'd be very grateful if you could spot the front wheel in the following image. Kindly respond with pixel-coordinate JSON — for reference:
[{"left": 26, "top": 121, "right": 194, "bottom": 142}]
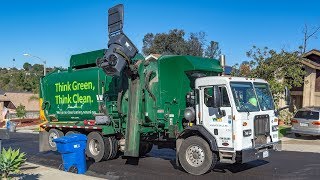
[{"left": 178, "top": 136, "right": 217, "bottom": 175}]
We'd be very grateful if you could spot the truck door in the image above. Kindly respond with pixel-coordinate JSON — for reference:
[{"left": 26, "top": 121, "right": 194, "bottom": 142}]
[{"left": 200, "top": 85, "right": 233, "bottom": 148}]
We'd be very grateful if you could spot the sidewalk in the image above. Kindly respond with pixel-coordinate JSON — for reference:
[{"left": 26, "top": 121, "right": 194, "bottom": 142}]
[
  {"left": 12, "top": 162, "right": 103, "bottom": 180},
  {"left": 15, "top": 125, "right": 39, "bottom": 134}
]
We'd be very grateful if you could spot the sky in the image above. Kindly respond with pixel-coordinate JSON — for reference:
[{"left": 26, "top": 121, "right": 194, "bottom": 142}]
[{"left": 0, "top": 0, "right": 319, "bottom": 69}]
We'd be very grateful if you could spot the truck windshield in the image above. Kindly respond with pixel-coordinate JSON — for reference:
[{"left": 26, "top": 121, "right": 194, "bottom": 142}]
[
  {"left": 254, "top": 83, "right": 274, "bottom": 111},
  {"left": 230, "top": 82, "right": 260, "bottom": 112}
]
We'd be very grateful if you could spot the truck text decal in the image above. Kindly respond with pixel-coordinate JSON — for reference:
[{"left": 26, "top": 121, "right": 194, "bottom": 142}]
[{"left": 54, "top": 81, "right": 95, "bottom": 104}]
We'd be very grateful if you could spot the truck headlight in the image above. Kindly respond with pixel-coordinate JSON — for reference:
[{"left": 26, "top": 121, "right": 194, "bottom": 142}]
[
  {"left": 272, "top": 125, "right": 278, "bottom": 132},
  {"left": 243, "top": 129, "right": 252, "bottom": 137}
]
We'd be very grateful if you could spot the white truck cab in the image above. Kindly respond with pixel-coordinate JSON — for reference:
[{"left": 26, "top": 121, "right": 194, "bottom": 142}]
[
  {"left": 176, "top": 76, "right": 281, "bottom": 175},
  {"left": 196, "top": 76, "right": 280, "bottom": 162}
]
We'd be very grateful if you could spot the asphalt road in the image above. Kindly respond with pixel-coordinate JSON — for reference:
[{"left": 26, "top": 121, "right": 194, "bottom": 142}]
[{"left": 2, "top": 132, "right": 320, "bottom": 180}]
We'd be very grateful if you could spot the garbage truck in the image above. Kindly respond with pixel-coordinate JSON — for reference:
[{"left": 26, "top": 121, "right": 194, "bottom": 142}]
[{"left": 39, "top": 4, "right": 284, "bottom": 175}]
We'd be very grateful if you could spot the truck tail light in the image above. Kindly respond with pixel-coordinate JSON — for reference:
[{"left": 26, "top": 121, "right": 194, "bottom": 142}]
[
  {"left": 84, "top": 120, "right": 96, "bottom": 126},
  {"left": 312, "top": 121, "right": 320, "bottom": 126},
  {"left": 291, "top": 119, "right": 298, "bottom": 124}
]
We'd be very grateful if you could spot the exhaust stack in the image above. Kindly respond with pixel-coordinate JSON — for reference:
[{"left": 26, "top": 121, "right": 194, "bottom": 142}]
[{"left": 220, "top": 54, "right": 226, "bottom": 75}]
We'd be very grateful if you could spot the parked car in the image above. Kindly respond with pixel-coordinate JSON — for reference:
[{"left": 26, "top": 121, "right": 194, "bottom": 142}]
[{"left": 291, "top": 107, "right": 320, "bottom": 137}]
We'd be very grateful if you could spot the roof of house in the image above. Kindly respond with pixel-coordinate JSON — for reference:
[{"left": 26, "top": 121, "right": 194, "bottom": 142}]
[
  {"left": 302, "top": 49, "right": 320, "bottom": 69},
  {"left": 0, "top": 92, "right": 39, "bottom": 111}
]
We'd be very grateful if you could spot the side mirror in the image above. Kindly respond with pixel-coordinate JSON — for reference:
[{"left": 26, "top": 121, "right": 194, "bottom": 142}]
[
  {"left": 284, "top": 87, "right": 291, "bottom": 106},
  {"left": 211, "top": 86, "right": 222, "bottom": 108}
]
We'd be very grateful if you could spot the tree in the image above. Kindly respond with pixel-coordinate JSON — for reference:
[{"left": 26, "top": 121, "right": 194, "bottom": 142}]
[
  {"left": 205, "top": 41, "right": 221, "bottom": 59},
  {"left": 23, "top": 62, "right": 32, "bottom": 71},
  {"left": 231, "top": 61, "right": 252, "bottom": 77},
  {"left": 186, "top": 32, "right": 206, "bottom": 56},
  {"left": 16, "top": 104, "right": 26, "bottom": 119},
  {"left": 142, "top": 29, "right": 187, "bottom": 55},
  {"left": 302, "top": 24, "right": 320, "bottom": 54},
  {"left": 142, "top": 29, "right": 221, "bottom": 58},
  {"left": 237, "top": 46, "right": 305, "bottom": 104}
]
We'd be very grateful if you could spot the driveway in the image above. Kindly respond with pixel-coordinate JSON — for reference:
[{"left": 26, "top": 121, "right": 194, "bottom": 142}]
[{"left": 281, "top": 133, "right": 320, "bottom": 153}]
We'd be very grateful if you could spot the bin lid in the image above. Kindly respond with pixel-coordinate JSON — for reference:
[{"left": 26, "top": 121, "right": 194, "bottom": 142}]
[{"left": 53, "top": 134, "right": 87, "bottom": 143}]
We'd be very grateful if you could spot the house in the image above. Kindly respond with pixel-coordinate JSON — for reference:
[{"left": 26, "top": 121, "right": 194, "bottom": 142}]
[
  {"left": 289, "top": 49, "right": 320, "bottom": 109},
  {"left": 0, "top": 92, "right": 39, "bottom": 122}
]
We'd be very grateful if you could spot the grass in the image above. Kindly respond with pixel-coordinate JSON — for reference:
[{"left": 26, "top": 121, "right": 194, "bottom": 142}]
[{"left": 279, "top": 125, "right": 291, "bottom": 138}]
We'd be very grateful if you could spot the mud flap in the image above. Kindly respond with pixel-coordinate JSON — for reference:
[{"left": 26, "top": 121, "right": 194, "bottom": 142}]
[
  {"left": 39, "top": 131, "right": 50, "bottom": 152},
  {"left": 175, "top": 138, "right": 183, "bottom": 167}
]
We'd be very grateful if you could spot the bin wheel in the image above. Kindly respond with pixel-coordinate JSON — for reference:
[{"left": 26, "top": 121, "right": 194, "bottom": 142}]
[
  {"left": 68, "top": 166, "right": 78, "bottom": 174},
  {"left": 48, "top": 128, "right": 64, "bottom": 151},
  {"left": 58, "top": 164, "right": 64, "bottom": 171}
]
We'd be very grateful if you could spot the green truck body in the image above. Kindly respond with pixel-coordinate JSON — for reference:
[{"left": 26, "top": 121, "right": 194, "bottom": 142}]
[{"left": 40, "top": 50, "right": 222, "bottom": 135}]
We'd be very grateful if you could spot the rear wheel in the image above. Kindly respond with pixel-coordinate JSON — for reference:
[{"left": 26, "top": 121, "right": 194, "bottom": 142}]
[
  {"left": 48, "top": 128, "right": 64, "bottom": 151},
  {"left": 295, "top": 133, "right": 302, "bottom": 137},
  {"left": 139, "top": 142, "right": 153, "bottom": 157},
  {"left": 178, "top": 136, "right": 217, "bottom": 175},
  {"left": 109, "top": 136, "right": 118, "bottom": 159},
  {"left": 86, "top": 132, "right": 111, "bottom": 162},
  {"left": 65, "top": 131, "right": 80, "bottom": 136}
]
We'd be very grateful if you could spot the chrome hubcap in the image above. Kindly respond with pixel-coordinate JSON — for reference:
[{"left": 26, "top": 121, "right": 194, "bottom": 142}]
[
  {"left": 186, "top": 145, "right": 205, "bottom": 167},
  {"left": 89, "top": 139, "right": 100, "bottom": 156},
  {"left": 49, "top": 132, "right": 58, "bottom": 148}
]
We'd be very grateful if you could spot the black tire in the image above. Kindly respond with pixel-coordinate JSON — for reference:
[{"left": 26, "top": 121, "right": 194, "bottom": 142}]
[
  {"left": 178, "top": 136, "right": 217, "bottom": 175},
  {"left": 68, "top": 165, "right": 78, "bottom": 174},
  {"left": 295, "top": 133, "right": 301, "bottom": 137},
  {"left": 86, "top": 132, "right": 111, "bottom": 162},
  {"left": 109, "top": 136, "right": 118, "bottom": 160},
  {"left": 65, "top": 131, "right": 80, "bottom": 136},
  {"left": 139, "top": 142, "right": 153, "bottom": 157},
  {"left": 48, "top": 128, "right": 64, "bottom": 151},
  {"left": 146, "top": 142, "right": 153, "bottom": 154}
]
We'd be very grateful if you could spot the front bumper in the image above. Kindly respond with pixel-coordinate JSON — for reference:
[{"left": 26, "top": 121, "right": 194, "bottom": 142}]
[{"left": 236, "top": 141, "right": 281, "bottom": 163}]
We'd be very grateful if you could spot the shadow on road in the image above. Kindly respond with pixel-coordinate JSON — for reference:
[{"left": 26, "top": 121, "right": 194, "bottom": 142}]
[
  {"left": 213, "top": 160, "right": 269, "bottom": 174},
  {"left": 149, "top": 146, "right": 270, "bottom": 174},
  {"left": 11, "top": 173, "right": 40, "bottom": 180}
]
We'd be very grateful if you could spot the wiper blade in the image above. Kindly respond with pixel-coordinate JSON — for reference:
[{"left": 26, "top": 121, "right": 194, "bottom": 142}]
[{"left": 240, "top": 102, "right": 250, "bottom": 114}]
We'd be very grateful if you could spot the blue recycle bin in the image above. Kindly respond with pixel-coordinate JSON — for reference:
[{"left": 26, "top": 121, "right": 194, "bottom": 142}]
[{"left": 53, "top": 134, "right": 87, "bottom": 174}]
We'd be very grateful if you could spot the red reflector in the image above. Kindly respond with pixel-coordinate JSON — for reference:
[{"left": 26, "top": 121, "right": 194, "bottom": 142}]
[
  {"left": 84, "top": 120, "right": 95, "bottom": 126},
  {"left": 312, "top": 121, "right": 320, "bottom": 125},
  {"left": 291, "top": 119, "right": 298, "bottom": 124}
]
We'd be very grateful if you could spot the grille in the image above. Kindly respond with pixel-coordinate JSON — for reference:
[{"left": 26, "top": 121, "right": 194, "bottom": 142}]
[{"left": 253, "top": 115, "right": 270, "bottom": 146}]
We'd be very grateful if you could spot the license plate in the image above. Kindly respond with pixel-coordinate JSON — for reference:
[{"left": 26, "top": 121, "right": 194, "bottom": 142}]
[
  {"left": 263, "top": 150, "right": 269, "bottom": 158},
  {"left": 300, "top": 123, "right": 308, "bottom": 127}
]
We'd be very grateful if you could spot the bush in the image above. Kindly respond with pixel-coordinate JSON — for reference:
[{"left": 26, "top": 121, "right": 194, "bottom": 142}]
[
  {"left": 279, "top": 109, "right": 294, "bottom": 125},
  {"left": 0, "top": 148, "right": 26, "bottom": 178}
]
